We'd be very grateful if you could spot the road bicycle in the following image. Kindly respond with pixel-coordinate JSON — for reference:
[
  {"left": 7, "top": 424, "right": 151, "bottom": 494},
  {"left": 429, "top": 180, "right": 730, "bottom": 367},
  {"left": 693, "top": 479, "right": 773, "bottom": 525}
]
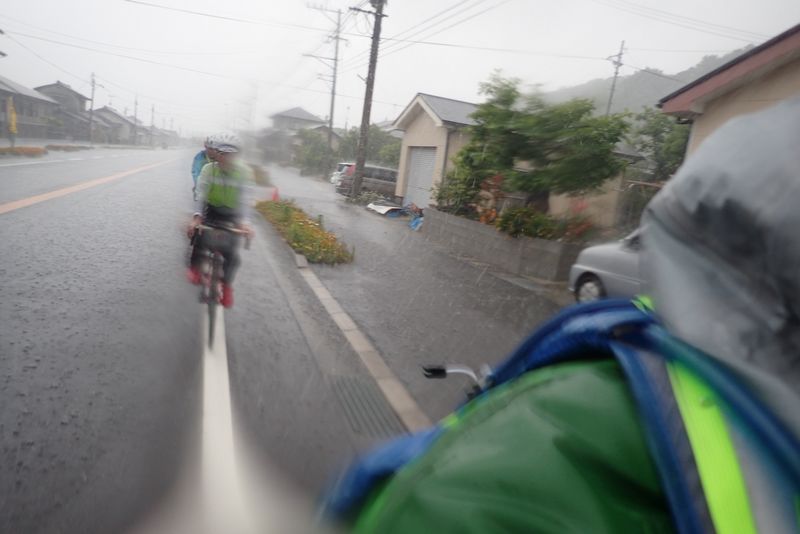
[{"left": 193, "top": 223, "right": 249, "bottom": 348}]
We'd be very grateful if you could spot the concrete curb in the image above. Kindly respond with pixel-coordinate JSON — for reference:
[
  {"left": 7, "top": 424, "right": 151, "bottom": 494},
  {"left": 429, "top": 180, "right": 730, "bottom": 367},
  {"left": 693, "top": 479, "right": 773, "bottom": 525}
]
[{"left": 295, "top": 258, "right": 432, "bottom": 432}]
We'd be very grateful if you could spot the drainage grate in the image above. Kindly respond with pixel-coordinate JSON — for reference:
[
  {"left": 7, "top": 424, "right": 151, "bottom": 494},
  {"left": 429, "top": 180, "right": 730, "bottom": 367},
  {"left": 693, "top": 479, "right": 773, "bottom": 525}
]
[{"left": 330, "top": 375, "right": 406, "bottom": 438}]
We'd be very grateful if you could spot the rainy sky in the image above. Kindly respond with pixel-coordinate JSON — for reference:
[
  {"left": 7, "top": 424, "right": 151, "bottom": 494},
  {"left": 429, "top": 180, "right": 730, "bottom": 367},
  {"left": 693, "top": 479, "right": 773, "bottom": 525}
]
[{"left": 1, "top": 0, "right": 797, "bottom": 136}]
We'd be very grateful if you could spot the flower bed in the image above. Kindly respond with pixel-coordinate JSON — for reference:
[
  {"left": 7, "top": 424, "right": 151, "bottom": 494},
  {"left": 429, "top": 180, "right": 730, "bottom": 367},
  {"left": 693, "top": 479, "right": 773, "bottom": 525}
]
[
  {"left": 256, "top": 200, "right": 353, "bottom": 264},
  {"left": 0, "top": 146, "right": 48, "bottom": 157},
  {"left": 44, "top": 144, "right": 93, "bottom": 152}
]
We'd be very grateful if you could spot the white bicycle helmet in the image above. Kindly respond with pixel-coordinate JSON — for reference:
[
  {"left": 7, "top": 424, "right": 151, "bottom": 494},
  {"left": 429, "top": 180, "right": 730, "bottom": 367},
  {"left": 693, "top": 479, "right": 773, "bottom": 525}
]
[{"left": 210, "top": 132, "right": 241, "bottom": 153}]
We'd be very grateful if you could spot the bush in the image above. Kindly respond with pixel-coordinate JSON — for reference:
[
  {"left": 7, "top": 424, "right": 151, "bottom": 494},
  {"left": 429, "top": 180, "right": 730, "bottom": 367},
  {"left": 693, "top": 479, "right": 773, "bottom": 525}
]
[
  {"left": 0, "top": 146, "right": 48, "bottom": 157},
  {"left": 256, "top": 200, "right": 353, "bottom": 264},
  {"left": 495, "top": 207, "right": 596, "bottom": 242},
  {"left": 44, "top": 145, "right": 92, "bottom": 151},
  {"left": 496, "top": 208, "right": 558, "bottom": 239}
]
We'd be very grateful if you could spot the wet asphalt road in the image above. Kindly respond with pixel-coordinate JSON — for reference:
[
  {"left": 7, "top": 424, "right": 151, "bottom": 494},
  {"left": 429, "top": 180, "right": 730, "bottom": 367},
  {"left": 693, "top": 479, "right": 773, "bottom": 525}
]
[
  {"left": 0, "top": 150, "right": 566, "bottom": 532},
  {"left": 0, "top": 150, "right": 375, "bottom": 533},
  {"left": 266, "top": 164, "right": 565, "bottom": 421},
  {"left": 1, "top": 149, "right": 203, "bottom": 533}
]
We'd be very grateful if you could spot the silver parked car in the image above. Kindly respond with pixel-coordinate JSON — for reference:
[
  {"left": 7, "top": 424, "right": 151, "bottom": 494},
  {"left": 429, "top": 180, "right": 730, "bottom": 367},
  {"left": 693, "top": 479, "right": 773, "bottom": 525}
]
[{"left": 568, "top": 230, "right": 643, "bottom": 303}]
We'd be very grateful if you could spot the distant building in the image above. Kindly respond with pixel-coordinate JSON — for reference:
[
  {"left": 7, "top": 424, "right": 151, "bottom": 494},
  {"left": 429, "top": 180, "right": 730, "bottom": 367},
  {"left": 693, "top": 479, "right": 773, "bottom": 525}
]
[
  {"left": 376, "top": 119, "right": 404, "bottom": 139},
  {"left": 269, "top": 107, "right": 326, "bottom": 131},
  {"left": 35, "top": 81, "right": 92, "bottom": 141},
  {"left": 93, "top": 107, "right": 137, "bottom": 144},
  {"left": 0, "top": 74, "right": 59, "bottom": 139}
]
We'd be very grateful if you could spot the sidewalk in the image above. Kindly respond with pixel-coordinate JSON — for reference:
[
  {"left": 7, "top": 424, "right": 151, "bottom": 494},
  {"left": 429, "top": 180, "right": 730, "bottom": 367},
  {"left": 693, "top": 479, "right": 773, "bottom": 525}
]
[{"left": 265, "top": 164, "right": 571, "bottom": 421}]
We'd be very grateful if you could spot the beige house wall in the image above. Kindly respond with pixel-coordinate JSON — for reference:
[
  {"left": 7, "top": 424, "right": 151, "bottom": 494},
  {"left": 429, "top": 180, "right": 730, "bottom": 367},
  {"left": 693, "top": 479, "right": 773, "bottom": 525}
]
[
  {"left": 444, "top": 130, "right": 470, "bottom": 175},
  {"left": 687, "top": 57, "right": 800, "bottom": 154},
  {"left": 549, "top": 174, "right": 625, "bottom": 229}
]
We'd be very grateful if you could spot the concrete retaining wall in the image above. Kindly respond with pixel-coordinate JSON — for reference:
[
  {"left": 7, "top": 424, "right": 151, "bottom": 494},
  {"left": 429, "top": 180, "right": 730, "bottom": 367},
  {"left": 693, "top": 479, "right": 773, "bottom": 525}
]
[{"left": 423, "top": 209, "right": 581, "bottom": 281}]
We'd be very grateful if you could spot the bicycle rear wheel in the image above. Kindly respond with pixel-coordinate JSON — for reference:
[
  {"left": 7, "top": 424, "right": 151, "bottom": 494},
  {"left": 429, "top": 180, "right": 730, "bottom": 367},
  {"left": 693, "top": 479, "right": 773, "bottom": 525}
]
[{"left": 207, "top": 255, "right": 220, "bottom": 349}]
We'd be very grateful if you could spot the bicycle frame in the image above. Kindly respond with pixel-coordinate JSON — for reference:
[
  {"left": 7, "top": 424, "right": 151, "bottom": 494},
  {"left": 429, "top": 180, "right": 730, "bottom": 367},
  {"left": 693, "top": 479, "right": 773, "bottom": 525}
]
[{"left": 194, "top": 223, "right": 250, "bottom": 348}]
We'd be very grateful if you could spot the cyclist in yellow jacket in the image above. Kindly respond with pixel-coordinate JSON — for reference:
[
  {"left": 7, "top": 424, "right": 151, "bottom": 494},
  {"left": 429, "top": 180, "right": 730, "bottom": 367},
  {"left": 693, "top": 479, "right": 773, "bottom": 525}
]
[{"left": 186, "top": 132, "right": 254, "bottom": 308}]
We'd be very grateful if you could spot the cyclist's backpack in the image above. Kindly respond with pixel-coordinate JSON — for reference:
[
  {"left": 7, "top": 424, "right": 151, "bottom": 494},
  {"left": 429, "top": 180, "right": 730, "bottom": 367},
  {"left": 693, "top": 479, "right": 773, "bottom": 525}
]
[{"left": 321, "top": 299, "right": 800, "bottom": 534}]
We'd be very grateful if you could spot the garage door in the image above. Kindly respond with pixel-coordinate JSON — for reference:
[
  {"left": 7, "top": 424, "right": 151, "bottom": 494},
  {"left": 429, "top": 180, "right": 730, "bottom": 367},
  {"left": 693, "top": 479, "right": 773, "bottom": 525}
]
[{"left": 405, "top": 147, "right": 437, "bottom": 208}]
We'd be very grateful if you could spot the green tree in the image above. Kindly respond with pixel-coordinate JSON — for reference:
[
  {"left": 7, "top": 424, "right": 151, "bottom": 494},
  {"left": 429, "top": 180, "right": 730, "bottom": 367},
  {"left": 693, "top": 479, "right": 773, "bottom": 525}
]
[
  {"left": 438, "top": 74, "right": 628, "bottom": 213},
  {"left": 336, "top": 125, "right": 401, "bottom": 167},
  {"left": 629, "top": 107, "right": 690, "bottom": 182},
  {"left": 293, "top": 129, "right": 331, "bottom": 175},
  {"left": 509, "top": 96, "right": 629, "bottom": 210}
]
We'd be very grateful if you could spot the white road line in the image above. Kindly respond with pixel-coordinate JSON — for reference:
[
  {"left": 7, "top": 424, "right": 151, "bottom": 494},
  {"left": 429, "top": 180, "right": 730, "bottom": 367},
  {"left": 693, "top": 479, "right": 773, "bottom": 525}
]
[
  {"left": 200, "top": 308, "right": 260, "bottom": 532},
  {"left": 200, "top": 308, "right": 318, "bottom": 533},
  {"left": 0, "top": 159, "right": 70, "bottom": 168},
  {"left": 128, "top": 307, "right": 316, "bottom": 533},
  {"left": 296, "top": 261, "right": 432, "bottom": 431}
]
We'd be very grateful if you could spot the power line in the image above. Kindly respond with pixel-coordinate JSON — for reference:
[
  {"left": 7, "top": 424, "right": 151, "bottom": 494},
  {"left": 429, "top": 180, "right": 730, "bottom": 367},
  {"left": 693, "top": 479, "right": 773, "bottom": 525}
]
[
  {"left": 626, "top": 47, "right": 738, "bottom": 53},
  {"left": 3, "top": 33, "right": 89, "bottom": 85},
  {"left": 123, "top": 0, "right": 330, "bottom": 34},
  {"left": 0, "top": 14, "right": 262, "bottom": 56},
  {"left": 604, "top": 0, "right": 767, "bottom": 40},
  {"left": 343, "top": 0, "right": 490, "bottom": 68},
  {"left": 584, "top": 0, "right": 764, "bottom": 43},
  {"left": 6, "top": 30, "right": 241, "bottom": 80},
  {"left": 364, "top": 36, "right": 609, "bottom": 60},
  {"left": 7, "top": 29, "right": 398, "bottom": 108},
  {"left": 344, "top": 0, "right": 514, "bottom": 73}
]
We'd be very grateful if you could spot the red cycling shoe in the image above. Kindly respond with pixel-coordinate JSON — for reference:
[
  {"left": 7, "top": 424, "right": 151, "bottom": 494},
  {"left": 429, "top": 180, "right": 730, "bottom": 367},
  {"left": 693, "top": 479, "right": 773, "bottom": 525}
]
[
  {"left": 186, "top": 267, "right": 202, "bottom": 285},
  {"left": 221, "top": 283, "right": 234, "bottom": 308}
]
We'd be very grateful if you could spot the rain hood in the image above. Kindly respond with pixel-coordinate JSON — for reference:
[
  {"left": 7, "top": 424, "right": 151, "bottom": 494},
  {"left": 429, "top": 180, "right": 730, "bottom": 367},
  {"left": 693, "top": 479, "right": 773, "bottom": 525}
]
[{"left": 643, "top": 96, "right": 800, "bottom": 442}]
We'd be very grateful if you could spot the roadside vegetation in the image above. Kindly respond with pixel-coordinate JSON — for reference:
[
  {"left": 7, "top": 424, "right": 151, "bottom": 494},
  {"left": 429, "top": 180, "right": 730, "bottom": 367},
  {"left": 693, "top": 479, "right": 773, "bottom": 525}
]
[
  {"left": 432, "top": 73, "right": 687, "bottom": 243},
  {"left": 256, "top": 200, "right": 354, "bottom": 264},
  {"left": 0, "top": 146, "right": 48, "bottom": 157},
  {"left": 283, "top": 125, "right": 401, "bottom": 176},
  {"left": 44, "top": 144, "right": 93, "bottom": 152}
]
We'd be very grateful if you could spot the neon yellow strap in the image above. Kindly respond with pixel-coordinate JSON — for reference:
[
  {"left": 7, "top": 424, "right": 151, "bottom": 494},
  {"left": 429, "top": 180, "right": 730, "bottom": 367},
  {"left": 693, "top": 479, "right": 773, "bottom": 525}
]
[{"left": 667, "top": 361, "right": 757, "bottom": 534}]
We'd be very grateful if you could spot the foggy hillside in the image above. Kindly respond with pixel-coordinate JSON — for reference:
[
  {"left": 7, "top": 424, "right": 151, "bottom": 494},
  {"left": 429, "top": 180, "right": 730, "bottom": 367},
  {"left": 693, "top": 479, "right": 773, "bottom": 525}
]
[{"left": 544, "top": 47, "right": 751, "bottom": 114}]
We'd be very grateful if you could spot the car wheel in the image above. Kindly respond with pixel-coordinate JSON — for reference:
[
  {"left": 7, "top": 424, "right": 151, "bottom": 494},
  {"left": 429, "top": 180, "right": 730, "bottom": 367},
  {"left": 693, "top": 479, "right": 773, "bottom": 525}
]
[{"left": 575, "top": 274, "right": 606, "bottom": 303}]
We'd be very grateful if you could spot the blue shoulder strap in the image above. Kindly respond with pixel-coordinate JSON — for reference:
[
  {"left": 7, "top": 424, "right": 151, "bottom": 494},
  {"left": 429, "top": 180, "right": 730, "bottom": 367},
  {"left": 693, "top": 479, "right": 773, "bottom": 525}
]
[{"left": 322, "top": 300, "right": 800, "bottom": 533}]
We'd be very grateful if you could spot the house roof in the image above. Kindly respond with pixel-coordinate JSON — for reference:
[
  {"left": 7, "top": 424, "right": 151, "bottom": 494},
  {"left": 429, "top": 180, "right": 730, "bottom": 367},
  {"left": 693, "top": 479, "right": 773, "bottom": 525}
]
[
  {"left": 393, "top": 93, "right": 477, "bottom": 130},
  {"left": 310, "top": 124, "right": 342, "bottom": 139},
  {"left": 58, "top": 109, "right": 90, "bottom": 124},
  {"left": 94, "top": 106, "right": 136, "bottom": 127},
  {"left": 270, "top": 106, "right": 325, "bottom": 123},
  {"left": 88, "top": 112, "right": 114, "bottom": 129},
  {"left": 0, "top": 74, "right": 59, "bottom": 104},
  {"left": 34, "top": 81, "right": 90, "bottom": 102},
  {"left": 659, "top": 23, "right": 800, "bottom": 118}
]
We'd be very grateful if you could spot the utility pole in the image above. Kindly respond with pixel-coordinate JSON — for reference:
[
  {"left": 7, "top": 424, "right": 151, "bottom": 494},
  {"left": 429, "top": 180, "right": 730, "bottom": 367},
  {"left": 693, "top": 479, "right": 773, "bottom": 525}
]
[
  {"left": 306, "top": 5, "right": 343, "bottom": 174},
  {"left": 350, "top": 0, "right": 386, "bottom": 198},
  {"left": 605, "top": 40, "right": 625, "bottom": 116},
  {"left": 328, "top": 9, "right": 341, "bottom": 161},
  {"left": 133, "top": 95, "right": 139, "bottom": 145},
  {"left": 150, "top": 104, "right": 155, "bottom": 147},
  {"left": 88, "top": 73, "right": 96, "bottom": 144}
]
